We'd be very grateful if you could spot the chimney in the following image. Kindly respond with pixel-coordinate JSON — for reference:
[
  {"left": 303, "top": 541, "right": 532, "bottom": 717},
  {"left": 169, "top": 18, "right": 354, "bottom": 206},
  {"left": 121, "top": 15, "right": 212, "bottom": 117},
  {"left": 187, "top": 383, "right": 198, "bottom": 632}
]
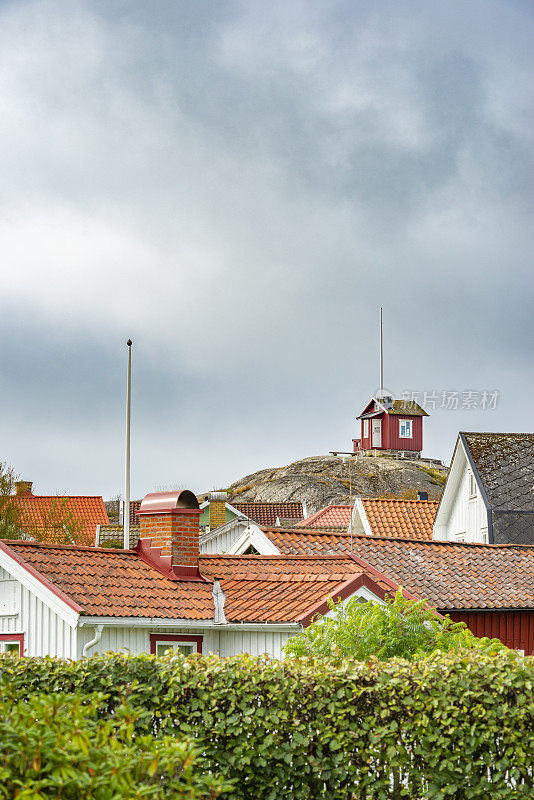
[
  {"left": 208, "top": 491, "right": 227, "bottom": 530},
  {"left": 417, "top": 491, "right": 429, "bottom": 501},
  {"left": 137, "top": 490, "right": 204, "bottom": 581},
  {"left": 15, "top": 480, "right": 33, "bottom": 497}
]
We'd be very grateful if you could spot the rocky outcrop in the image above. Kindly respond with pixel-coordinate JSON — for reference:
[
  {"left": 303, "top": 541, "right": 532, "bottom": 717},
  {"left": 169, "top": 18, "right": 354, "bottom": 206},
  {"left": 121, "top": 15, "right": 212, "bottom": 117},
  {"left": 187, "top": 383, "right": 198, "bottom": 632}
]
[{"left": 227, "top": 454, "right": 448, "bottom": 515}]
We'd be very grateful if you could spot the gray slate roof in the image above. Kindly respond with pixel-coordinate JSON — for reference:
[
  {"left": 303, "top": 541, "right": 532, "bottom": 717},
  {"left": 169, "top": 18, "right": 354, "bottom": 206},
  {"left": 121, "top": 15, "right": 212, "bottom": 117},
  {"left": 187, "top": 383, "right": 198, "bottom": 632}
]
[{"left": 463, "top": 432, "right": 534, "bottom": 545}]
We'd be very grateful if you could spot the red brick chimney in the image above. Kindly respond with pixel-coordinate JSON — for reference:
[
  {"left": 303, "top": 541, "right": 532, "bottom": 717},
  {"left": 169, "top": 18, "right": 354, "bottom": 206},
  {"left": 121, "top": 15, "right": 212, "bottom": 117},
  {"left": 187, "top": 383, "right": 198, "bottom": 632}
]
[
  {"left": 15, "top": 480, "right": 33, "bottom": 497},
  {"left": 136, "top": 490, "right": 205, "bottom": 581}
]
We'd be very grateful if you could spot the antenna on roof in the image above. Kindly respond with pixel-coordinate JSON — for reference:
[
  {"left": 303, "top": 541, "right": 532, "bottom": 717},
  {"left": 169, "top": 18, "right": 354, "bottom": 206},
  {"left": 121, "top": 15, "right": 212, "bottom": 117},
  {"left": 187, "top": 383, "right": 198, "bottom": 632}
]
[
  {"left": 379, "top": 307, "right": 384, "bottom": 399},
  {"left": 124, "top": 339, "right": 132, "bottom": 550}
]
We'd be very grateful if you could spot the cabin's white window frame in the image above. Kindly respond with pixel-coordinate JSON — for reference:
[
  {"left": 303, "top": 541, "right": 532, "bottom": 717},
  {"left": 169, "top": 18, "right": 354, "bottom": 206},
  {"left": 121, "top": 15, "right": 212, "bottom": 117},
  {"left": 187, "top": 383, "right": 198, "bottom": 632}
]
[
  {"left": 0, "top": 634, "right": 24, "bottom": 655},
  {"left": 399, "top": 418, "right": 412, "bottom": 439},
  {"left": 149, "top": 633, "right": 203, "bottom": 656},
  {"left": 469, "top": 472, "right": 477, "bottom": 498},
  {"left": 363, "top": 419, "right": 369, "bottom": 438}
]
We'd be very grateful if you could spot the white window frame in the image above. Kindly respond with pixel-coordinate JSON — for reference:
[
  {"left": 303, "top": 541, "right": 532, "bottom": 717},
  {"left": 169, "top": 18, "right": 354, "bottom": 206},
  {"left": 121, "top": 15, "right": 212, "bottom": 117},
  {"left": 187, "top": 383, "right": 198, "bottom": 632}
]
[
  {"left": 399, "top": 419, "right": 412, "bottom": 439},
  {"left": 0, "top": 637, "right": 23, "bottom": 655},
  {"left": 154, "top": 640, "right": 197, "bottom": 657},
  {"left": 469, "top": 473, "right": 477, "bottom": 498},
  {"left": 363, "top": 419, "right": 369, "bottom": 438},
  {"left": 455, "top": 531, "right": 466, "bottom": 542}
]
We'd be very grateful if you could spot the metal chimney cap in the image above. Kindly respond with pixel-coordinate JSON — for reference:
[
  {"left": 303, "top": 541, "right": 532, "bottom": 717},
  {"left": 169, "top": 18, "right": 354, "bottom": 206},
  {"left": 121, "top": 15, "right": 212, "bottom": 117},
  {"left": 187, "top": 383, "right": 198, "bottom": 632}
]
[
  {"left": 139, "top": 490, "right": 199, "bottom": 515},
  {"left": 208, "top": 491, "right": 228, "bottom": 502}
]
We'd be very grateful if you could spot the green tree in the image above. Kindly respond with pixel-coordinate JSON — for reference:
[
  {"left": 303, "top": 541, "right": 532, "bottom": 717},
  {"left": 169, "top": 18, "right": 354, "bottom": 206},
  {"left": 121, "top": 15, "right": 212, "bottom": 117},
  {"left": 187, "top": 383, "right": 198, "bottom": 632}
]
[
  {"left": 0, "top": 691, "right": 230, "bottom": 799},
  {"left": 0, "top": 462, "right": 22, "bottom": 539},
  {"left": 283, "top": 590, "right": 506, "bottom": 661}
]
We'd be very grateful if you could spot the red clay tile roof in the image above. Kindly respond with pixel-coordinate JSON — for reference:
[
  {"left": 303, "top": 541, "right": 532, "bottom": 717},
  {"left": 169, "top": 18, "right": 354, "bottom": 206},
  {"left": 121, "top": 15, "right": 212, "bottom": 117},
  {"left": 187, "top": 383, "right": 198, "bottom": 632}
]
[
  {"left": 260, "top": 529, "right": 534, "bottom": 610},
  {"left": 1, "top": 541, "right": 403, "bottom": 624},
  {"left": 231, "top": 502, "right": 304, "bottom": 527},
  {"left": 200, "top": 554, "right": 403, "bottom": 623},
  {"left": 360, "top": 499, "right": 437, "bottom": 540},
  {"left": 2, "top": 540, "right": 213, "bottom": 619},
  {"left": 296, "top": 505, "right": 351, "bottom": 529},
  {"left": 14, "top": 495, "right": 109, "bottom": 546}
]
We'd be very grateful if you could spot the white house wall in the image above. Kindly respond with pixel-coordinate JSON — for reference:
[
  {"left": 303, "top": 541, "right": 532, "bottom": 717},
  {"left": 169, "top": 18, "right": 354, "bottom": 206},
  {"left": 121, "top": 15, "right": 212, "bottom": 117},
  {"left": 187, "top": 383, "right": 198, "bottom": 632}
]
[
  {"left": 0, "top": 565, "right": 77, "bottom": 658},
  {"left": 77, "top": 623, "right": 297, "bottom": 660},
  {"left": 434, "top": 442, "right": 488, "bottom": 543},
  {"left": 200, "top": 521, "right": 250, "bottom": 554}
]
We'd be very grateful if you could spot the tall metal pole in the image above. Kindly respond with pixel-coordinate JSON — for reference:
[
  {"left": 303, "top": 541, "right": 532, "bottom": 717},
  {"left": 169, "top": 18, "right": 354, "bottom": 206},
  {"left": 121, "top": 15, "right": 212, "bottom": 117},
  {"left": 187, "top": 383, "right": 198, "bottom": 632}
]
[
  {"left": 379, "top": 307, "right": 383, "bottom": 398},
  {"left": 124, "top": 339, "right": 132, "bottom": 549}
]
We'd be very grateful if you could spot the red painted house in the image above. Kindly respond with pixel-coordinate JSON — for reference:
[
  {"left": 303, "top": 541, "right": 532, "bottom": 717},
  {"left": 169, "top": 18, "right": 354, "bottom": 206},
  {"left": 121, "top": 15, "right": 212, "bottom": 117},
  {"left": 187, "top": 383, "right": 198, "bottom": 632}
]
[{"left": 354, "top": 396, "right": 428, "bottom": 455}]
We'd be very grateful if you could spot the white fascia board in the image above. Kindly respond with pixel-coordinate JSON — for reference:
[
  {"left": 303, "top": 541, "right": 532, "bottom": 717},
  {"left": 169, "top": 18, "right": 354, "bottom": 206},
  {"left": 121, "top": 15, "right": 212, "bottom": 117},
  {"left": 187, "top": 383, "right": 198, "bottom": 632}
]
[
  {"left": 433, "top": 436, "right": 465, "bottom": 534},
  {"left": 0, "top": 548, "right": 79, "bottom": 629},
  {"left": 227, "top": 525, "right": 280, "bottom": 555},
  {"left": 80, "top": 616, "right": 300, "bottom": 632},
  {"left": 351, "top": 498, "right": 373, "bottom": 536},
  {"left": 199, "top": 500, "right": 248, "bottom": 519}
]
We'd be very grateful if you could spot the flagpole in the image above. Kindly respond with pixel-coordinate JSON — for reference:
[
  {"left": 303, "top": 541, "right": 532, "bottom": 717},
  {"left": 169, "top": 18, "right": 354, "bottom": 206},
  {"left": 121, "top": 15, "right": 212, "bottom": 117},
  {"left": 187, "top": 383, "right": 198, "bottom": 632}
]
[
  {"left": 379, "top": 307, "right": 383, "bottom": 398},
  {"left": 124, "top": 339, "right": 132, "bottom": 549}
]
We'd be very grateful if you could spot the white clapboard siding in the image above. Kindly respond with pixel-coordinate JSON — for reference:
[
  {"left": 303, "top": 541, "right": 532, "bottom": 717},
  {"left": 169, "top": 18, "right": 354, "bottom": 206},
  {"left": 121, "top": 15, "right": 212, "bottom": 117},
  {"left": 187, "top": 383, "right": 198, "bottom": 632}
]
[
  {"left": 0, "top": 565, "right": 77, "bottom": 658},
  {"left": 200, "top": 520, "right": 250, "bottom": 554},
  {"left": 218, "top": 629, "right": 298, "bottom": 659},
  {"left": 77, "top": 625, "right": 221, "bottom": 658}
]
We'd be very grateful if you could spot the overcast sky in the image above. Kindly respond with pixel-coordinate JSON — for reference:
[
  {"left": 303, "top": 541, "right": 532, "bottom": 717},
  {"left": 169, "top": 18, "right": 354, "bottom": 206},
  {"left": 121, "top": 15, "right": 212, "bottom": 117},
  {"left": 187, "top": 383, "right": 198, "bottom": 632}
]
[{"left": 0, "top": 0, "right": 532, "bottom": 499}]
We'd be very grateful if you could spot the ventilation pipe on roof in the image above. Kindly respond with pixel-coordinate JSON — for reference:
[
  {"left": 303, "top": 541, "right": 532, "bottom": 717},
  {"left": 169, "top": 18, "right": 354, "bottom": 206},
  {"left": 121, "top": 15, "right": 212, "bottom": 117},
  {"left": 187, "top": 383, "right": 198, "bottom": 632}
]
[
  {"left": 418, "top": 491, "right": 429, "bottom": 501},
  {"left": 82, "top": 624, "right": 104, "bottom": 657},
  {"left": 212, "top": 580, "right": 227, "bottom": 625}
]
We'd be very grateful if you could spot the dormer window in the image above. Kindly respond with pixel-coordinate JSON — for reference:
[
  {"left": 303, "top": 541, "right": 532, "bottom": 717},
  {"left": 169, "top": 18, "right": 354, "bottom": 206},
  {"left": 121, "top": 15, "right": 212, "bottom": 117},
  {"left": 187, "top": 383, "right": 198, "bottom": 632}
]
[{"left": 399, "top": 419, "right": 412, "bottom": 438}]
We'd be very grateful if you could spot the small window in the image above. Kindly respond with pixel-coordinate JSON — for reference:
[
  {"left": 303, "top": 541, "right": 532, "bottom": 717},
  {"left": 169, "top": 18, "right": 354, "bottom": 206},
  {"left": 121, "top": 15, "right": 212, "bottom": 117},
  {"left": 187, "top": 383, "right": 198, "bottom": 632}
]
[
  {"left": 0, "top": 637, "right": 22, "bottom": 655},
  {"left": 455, "top": 532, "right": 466, "bottom": 542},
  {"left": 399, "top": 419, "right": 412, "bottom": 438},
  {"left": 155, "top": 641, "right": 195, "bottom": 657},
  {"left": 150, "top": 634, "right": 202, "bottom": 656},
  {"left": 469, "top": 473, "right": 477, "bottom": 498},
  {"left": 363, "top": 419, "right": 369, "bottom": 438}
]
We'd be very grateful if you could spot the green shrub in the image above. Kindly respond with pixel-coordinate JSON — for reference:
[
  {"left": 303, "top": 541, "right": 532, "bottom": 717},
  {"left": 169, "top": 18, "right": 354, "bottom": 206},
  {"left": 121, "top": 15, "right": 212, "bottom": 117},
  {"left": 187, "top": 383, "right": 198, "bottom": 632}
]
[
  {"left": 0, "top": 690, "right": 229, "bottom": 799},
  {"left": 283, "top": 591, "right": 507, "bottom": 661},
  {"left": 1, "top": 651, "right": 532, "bottom": 799}
]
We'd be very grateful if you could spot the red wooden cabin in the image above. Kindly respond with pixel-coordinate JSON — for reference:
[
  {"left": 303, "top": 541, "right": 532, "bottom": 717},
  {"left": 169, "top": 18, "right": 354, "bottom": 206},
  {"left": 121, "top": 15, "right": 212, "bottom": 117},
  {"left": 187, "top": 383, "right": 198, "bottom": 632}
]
[{"left": 354, "top": 396, "right": 428, "bottom": 455}]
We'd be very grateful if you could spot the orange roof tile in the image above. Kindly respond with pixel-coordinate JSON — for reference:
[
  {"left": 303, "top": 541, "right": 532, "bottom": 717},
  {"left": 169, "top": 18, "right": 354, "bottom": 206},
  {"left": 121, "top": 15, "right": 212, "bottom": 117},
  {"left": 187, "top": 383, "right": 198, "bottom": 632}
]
[
  {"left": 1, "top": 541, "right": 404, "bottom": 624},
  {"left": 14, "top": 495, "right": 109, "bottom": 546},
  {"left": 231, "top": 502, "right": 304, "bottom": 526},
  {"left": 361, "top": 498, "right": 438, "bottom": 540},
  {"left": 259, "top": 529, "right": 534, "bottom": 609},
  {"left": 296, "top": 505, "right": 351, "bottom": 529},
  {"left": 3, "top": 540, "right": 213, "bottom": 619}
]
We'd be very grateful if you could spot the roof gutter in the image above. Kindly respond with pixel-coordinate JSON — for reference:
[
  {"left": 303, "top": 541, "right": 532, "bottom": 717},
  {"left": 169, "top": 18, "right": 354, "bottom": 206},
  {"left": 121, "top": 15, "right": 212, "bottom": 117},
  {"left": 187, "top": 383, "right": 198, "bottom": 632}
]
[{"left": 80, "top": 616, "right": 301, "bottom": 632}]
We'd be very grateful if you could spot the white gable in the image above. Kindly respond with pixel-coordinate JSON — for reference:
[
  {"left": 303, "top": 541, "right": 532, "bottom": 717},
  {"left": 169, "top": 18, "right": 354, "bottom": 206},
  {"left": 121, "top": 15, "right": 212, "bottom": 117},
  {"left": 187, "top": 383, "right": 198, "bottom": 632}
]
[{"left": 433, "top": 437, "right": 489, "bottom": 543}]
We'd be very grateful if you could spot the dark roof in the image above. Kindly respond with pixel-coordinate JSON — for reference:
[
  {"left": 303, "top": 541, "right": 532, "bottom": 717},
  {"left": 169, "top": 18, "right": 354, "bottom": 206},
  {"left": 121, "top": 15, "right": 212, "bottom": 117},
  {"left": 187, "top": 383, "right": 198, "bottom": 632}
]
[
  {"left": 231, "top": 502, "right": 304, "bottom": 526},
  {"left": 462, "top": 432, "right": 534, "bottom": 511},
  {"left": 260, "top": 529, "right": 534, "bottom": 610},
  {"left": 358, "top": 398, "right": 428, "bottom": 419}
]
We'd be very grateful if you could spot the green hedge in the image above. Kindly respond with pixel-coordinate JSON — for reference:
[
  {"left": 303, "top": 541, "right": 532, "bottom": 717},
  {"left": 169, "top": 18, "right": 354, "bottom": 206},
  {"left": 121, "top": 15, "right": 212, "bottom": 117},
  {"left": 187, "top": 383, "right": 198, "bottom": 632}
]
[
  {"left": 1, "top": 651, "right": 533, "bottom": 799},
  {"left": 0, "top": 691, "right": 229, "bottom": 799}
]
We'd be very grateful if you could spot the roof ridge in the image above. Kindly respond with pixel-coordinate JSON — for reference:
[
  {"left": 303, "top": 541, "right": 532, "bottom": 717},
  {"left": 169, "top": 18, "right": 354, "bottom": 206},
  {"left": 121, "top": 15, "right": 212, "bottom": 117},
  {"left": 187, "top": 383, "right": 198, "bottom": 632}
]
[
  {"left": 261, "top": 528, "right": 534, "bottom": 548},
  {"left": 362, "top": 498, "right": 439, "bottom": 504},
  {"left": 2, "top": 539, "right": 136, "bottom": 554}
]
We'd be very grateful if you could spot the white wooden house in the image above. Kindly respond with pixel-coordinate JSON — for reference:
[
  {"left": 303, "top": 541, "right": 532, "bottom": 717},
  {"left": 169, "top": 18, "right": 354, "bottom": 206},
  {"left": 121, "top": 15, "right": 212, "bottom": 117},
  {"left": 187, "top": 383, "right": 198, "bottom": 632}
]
[
  {"left": 0, "top": 490, "right": 397, "bottom": 659},
  {"left": 433, "top": 432, "right": 534, "bottom": 545}
]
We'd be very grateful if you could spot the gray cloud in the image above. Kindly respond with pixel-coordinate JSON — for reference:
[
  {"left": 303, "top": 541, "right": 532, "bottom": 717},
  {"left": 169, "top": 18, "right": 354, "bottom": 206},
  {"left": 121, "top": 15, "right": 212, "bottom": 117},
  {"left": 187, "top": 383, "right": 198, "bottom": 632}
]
[{"left": 0, "top": 0, "right": 532, "bottom": 497}]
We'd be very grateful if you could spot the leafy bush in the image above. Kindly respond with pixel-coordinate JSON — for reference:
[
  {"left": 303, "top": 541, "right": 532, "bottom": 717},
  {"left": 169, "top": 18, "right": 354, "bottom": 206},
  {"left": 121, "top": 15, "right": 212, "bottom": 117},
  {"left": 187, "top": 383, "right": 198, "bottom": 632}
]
[
  {"left": 1, "top": 650, "right": 532, "bottom": 799},
  {"left": 283, "top": 591, "right": 507, "bottom": 661},
  {"left": 0, "top": 690, "right": 229, "bottom": 799}
]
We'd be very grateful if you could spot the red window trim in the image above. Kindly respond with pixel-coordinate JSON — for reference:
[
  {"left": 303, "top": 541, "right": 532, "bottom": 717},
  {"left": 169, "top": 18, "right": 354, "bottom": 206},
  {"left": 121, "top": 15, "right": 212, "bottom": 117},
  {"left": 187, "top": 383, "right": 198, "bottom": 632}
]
[
  {"left": 0, "top": 633, "right": 24, "bottom": 655},
  {"left": 149, "top": 633, "right": 203, "bottom": 655}
]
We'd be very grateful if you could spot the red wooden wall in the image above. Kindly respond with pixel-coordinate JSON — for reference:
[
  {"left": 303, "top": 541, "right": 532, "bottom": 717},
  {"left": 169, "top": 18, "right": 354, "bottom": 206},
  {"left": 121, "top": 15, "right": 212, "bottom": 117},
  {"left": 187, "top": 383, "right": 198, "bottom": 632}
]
[
  {"left": 448, "top": 610, "right": 534, "bottom": 655},
  {"left": 360, "top": 413, "right": 423, "bottom": 452}
]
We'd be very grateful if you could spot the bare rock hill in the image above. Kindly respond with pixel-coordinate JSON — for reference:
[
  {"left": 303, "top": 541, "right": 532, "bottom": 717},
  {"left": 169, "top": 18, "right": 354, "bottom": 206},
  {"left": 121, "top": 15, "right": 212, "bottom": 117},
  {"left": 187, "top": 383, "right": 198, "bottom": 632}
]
[{"left": 227, "top": 454, "right": 448, "bottom": 515}]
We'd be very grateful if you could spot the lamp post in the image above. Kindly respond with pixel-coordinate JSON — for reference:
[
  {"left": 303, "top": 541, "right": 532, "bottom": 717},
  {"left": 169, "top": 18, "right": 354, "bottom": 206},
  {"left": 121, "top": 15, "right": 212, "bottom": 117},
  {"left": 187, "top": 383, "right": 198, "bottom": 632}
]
[{"left": 124, "top": 339, "right": 132, "bottom": 549}]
